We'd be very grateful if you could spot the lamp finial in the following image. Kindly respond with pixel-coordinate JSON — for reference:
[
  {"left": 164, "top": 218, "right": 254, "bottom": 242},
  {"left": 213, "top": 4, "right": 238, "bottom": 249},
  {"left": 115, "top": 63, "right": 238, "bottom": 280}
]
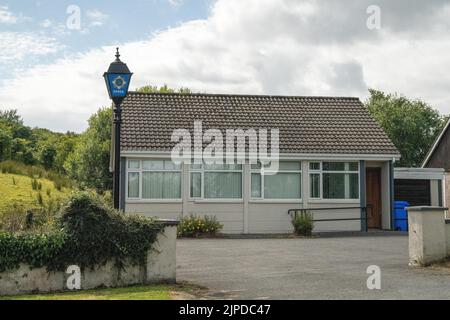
[{"left": 115, "top": 47, "right": 120, "bottom": 61}]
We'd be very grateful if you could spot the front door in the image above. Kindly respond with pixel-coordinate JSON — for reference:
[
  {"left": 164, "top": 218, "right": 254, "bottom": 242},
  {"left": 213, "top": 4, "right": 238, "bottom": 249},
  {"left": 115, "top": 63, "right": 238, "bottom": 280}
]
[{"left": 366, "top": 168, "right": 382, "bottom": 229}]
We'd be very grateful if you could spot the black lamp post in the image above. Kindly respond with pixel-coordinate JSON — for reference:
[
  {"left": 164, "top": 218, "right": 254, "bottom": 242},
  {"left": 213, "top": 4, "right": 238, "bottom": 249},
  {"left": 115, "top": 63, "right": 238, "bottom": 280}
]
[{"left": 104, "top": 48, "right": 133, "bottom": 209}]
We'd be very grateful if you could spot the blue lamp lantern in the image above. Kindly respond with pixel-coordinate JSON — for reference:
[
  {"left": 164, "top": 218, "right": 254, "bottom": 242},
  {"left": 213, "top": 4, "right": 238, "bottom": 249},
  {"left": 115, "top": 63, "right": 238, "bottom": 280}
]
[{"left": 103, "top": 48, "right": 133, "bottom": 104}]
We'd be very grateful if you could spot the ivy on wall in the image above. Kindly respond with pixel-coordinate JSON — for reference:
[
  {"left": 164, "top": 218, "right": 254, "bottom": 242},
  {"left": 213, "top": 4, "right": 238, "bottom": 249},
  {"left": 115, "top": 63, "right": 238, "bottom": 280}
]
[{"left": 0, "top": 192, "right": 164, "bottom": 272}]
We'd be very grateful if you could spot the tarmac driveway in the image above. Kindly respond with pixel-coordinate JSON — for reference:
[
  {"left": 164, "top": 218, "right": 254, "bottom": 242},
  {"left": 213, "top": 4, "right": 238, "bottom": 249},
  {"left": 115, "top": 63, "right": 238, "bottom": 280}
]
[{"left": 177, "top": 235, "right": 450, "bottom": 299}]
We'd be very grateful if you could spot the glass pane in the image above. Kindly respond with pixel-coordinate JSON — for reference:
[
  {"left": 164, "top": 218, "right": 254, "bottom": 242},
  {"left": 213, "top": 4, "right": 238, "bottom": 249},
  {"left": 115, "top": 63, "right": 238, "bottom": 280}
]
[
  {"left": 251, "top": 173, "right": 262, "bottom": 198},
  {"left": 204, "top": 172, "right": 242, "bottom": 198},
  {"left": 349, "top": 173, "right": 359, "bottom": 199},
  {"left": 204, "top": 163, "right": 242, "bottom": 171},
  {"left": 279, "top": 161, "right": 301, "bottom": 171},
  {"left": 190, "top": 163, "right": 202, "bottom": 170},
  {"left": 310, "top": 173, "right": 320, "bottom": 198},
  {"left": 348, "top": 162, "right": 358, "bottom": 171},
  {"left": 142, "top": 160, "right": 164, "bottom": 170},
  {"left": 309, "top": 162, "right": 320, "bottom": 170},
  {"left": 163, "top": 160, "right": 181, "bottom": 170},
  {"left": 323, "top": 162, "right": 345, "bottom": 171},
  {"left": 190, "top": 173, "right": 202, "bottom": 198},
  {"left": 128, "top": 160, "right": 140, "bottom": 169},
  {"left": 264, "top": 173, "right": 301, "bottom": 199},
  {"left": 127, "top": 172, "right": 139, "bottom": 198},
  {"left": 251, "top": 162, "right": 261, "bottom": 170},
  {"left": 323, "top": 173, "right": 345, "bottom": 198},
  {"left": 142, "top": 172, "right": 181, "bottom": 199}
]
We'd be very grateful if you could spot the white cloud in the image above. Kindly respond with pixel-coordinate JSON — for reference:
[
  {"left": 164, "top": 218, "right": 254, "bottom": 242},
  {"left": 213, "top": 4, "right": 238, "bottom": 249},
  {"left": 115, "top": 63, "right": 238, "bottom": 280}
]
[
  {"left": 167, "top": 0, "right": 184, "bottom": 7},
  {"left": 0, "top": 6, "right": 31, "bottom": 24},
  {"left": 39, "top": 19, "right": 52, "bottom": 28},
  {"left": 86, "top": 9, "right": 108, "bottom": 27},
  {"left": 0, "top": 6, "right": 18, "bottom": 24},
  {"left": 1, "top": 0, "right": 450, "bottom": 132},
  {"left": 0, "top": 32, "right": 63, "bottom": 63}
]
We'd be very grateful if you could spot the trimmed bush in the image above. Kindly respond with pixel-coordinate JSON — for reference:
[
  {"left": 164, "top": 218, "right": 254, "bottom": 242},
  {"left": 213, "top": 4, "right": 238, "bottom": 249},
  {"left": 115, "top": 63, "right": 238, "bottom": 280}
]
[
  {"left": 0, "top": 192, "right": 165, "bottom": 272},
  {"left": 178, "top": 214, "right": 223, "bottom": 237},
  {"left": 291, "top": 211, "right": 314, "bottom": 236}
]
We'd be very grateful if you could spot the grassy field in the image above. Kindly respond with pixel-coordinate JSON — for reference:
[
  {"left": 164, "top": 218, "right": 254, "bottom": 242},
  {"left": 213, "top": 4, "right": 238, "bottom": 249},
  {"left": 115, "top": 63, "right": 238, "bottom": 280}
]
[
  {"left": 1, "top": 283, "right": 202, "bottom": 300},
  {"left": 0, "top": 173, "right": 72, "bottom": 211}
]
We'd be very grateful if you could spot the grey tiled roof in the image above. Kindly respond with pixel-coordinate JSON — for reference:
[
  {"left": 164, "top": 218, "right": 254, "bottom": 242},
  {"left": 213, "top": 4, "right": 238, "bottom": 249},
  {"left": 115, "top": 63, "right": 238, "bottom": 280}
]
[{"left": 120, "top": 92, "right": 400, "bottom": 155}]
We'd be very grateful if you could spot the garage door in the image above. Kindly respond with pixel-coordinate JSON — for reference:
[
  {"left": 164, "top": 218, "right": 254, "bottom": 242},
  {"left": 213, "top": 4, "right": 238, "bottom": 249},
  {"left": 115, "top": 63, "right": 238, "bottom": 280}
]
[{"left": 394, "top": 179, "right": 431, "bottom": 206}]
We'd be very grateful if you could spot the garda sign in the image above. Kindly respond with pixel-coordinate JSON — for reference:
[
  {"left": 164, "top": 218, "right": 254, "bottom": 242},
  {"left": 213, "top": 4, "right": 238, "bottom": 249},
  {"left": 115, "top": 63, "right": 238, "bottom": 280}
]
[{"left": 106, "top": 73, "right": 131, "bottom": 98}]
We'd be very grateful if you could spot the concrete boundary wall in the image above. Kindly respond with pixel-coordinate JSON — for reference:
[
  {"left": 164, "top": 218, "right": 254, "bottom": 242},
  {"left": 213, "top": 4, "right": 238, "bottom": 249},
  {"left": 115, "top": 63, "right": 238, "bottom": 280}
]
[
  {"left": 0, "top": 221, "right": 178, "bottom": 296},
  {"left": 407, "top": 207, "right": 449, "bottom": 266}
]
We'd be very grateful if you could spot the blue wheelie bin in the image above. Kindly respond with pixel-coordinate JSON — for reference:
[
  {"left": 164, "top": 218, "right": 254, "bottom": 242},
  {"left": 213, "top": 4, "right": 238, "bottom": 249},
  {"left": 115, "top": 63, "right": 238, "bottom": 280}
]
[{"left": 394, "top": 201, "right": 409, "bottom": 231}]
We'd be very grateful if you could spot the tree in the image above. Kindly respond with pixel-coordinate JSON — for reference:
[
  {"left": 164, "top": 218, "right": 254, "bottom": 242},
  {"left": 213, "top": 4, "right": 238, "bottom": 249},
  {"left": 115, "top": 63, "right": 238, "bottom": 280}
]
[
  {"left": 137, "top": 84, "right": 191, "bottom": 94},
  {"left": 54, "top": 133, "right": 78, "bottom": 173},
  {"left": 365, "top": 89, "right": 446, "bottom": 167},
  {"left": 0, "top": 128, "right": 12, "bottom": 161},
  {"left": 64, "top": 108, "right": 113, "bottom": 191},
  {"left": 40, "top": 145, "right": 57, "bottom": 169},
  {"left": 0, "top": 109, "right": 23, "bottom": 125}
]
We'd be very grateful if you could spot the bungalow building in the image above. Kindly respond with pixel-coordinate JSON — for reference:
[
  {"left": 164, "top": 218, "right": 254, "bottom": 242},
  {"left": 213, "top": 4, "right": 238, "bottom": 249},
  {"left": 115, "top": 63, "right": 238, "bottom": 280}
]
[{"left": 112, "top": 92, "right": 400, "bottom": 233}]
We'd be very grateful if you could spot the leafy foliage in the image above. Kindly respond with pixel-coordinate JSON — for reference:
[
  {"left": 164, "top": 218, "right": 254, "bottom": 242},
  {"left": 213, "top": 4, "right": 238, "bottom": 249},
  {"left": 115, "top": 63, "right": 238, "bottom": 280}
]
[
  {"left": 291, "top": 211, "right": 314, "bottom": 236},
  {"left": 0, "top": 192, "right": 164, "bottom": 272},
  {"left": 365, "top": 89, "right": 446, "bottom": 167},
  {"left": 137, "top": 84, "right": 191, "bottom": 94},
  {"left": 64, "top": 108, "right": 112, "bottom": 192},
  {"left": 0, "top": 109, "right": 78, "bottom": 171},
  {"left": 0, "top": 231, "right": 67, "bottom": 272},
  {"left": 177, "top": 214, "right": 223, "bottom": 237}
]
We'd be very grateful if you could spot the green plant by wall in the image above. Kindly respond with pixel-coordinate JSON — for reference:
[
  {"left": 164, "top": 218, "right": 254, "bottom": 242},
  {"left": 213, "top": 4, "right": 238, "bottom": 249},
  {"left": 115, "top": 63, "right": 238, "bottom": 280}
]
[
  {"left": 0, "top": 192, "right": 165, "bottom": 272},
  {"left": 291, "top": 211, "right": 314, "bottom": 237},
  {"left": 177, "top": 214, "right": 223, "bottom": 237}
]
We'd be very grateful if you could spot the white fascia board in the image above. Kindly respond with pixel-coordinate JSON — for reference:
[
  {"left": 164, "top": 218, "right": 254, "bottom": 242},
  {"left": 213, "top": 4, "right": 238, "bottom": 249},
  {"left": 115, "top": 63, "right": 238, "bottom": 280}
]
[
  {"left": 421, "top": 118, "right": 450, "bottom": 167},
  {"left": 394, "top": 167, "right": 445, "bottom": 180},
  {"left": 121, "top": 150, "right": 400, "bottom": 161}
]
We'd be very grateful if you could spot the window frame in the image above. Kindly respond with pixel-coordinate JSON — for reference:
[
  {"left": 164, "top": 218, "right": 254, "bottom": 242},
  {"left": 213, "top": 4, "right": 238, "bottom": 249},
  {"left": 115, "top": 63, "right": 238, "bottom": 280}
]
[
  {"left": 125, "top": 159, "right": 182, "bottom": 201},
  {"left": 250, "top": 161, "right": 302, "bottom": 201},
  {"left": 308, "top": 161, "right": 360, "bottom": 201},
  {"left": 188, "top": 162, "right": 244, "bottom": 200}
]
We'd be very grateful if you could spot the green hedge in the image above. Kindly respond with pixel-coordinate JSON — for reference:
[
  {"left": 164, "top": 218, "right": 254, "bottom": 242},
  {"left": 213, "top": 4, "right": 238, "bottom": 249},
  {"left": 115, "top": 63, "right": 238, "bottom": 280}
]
[{"left": 0, "top": 192, "right": 164, "bottom": 272}]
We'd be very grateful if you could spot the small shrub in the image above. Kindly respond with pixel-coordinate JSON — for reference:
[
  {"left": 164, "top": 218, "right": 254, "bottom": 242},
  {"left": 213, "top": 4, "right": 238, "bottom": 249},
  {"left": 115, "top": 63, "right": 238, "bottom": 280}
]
[
  {"left": 291, "top": 210, "right": 314, "bottom": 236},
  {"left": 36, "top": 192, "right": 44, "bottom": 205},
  {"left": 31, "top": 178, "right": 38, "bottom": 190},
  {"left": 54, "top": 180, "right": 62, "bottom": 191},
  {"left": 178, "top": 214, "right": 223, "bottom": 237}
]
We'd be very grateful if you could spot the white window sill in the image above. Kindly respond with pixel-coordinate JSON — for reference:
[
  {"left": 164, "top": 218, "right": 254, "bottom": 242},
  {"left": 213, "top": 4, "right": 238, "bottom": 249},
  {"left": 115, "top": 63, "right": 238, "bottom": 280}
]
[
  {"left": 126, "top": 199, "right": 182, "bottom": 204},
  {"left": 307, "top": 199, "right": 360, "bottom": 204},
  {"left": 249, "top": 199, "right": 303, "bottom": 204},
  {"left": 189, "top": 199, "right": 243, "bottom": 204}
]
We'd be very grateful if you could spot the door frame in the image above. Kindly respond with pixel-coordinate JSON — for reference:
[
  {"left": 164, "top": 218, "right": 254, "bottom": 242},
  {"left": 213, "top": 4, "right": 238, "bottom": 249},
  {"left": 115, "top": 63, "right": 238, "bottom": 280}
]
[{"left": 366, "top": 167, "right": 382, "bottom": 229}]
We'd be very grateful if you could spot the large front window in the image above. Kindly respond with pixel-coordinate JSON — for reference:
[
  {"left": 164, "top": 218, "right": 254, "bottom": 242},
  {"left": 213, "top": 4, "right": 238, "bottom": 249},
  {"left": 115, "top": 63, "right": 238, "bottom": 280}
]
[
  {"left": 127, "top": 159, "right": 181, "bottom": 199},
  {"left": 251, "top": 161, "right": 302, "bottom": 199},
  {"left": 190, "top": 163, "right": 243, "bottom": 199},
  {"left": 309, "top": 162, "right": 359, "bottom": 200}
]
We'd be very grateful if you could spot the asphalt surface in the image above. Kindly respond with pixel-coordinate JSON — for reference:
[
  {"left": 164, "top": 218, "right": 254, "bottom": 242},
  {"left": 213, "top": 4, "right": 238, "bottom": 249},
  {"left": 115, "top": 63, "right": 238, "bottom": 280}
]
[{"left": 177, "top": 235, "right": 450, "bottom": 299}]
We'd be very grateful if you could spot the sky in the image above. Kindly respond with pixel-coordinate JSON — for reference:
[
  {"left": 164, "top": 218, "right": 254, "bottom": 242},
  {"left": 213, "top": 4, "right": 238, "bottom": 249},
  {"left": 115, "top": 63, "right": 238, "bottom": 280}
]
[{"left": 0, "top": 0, "right": 450, "bottom": 132}]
